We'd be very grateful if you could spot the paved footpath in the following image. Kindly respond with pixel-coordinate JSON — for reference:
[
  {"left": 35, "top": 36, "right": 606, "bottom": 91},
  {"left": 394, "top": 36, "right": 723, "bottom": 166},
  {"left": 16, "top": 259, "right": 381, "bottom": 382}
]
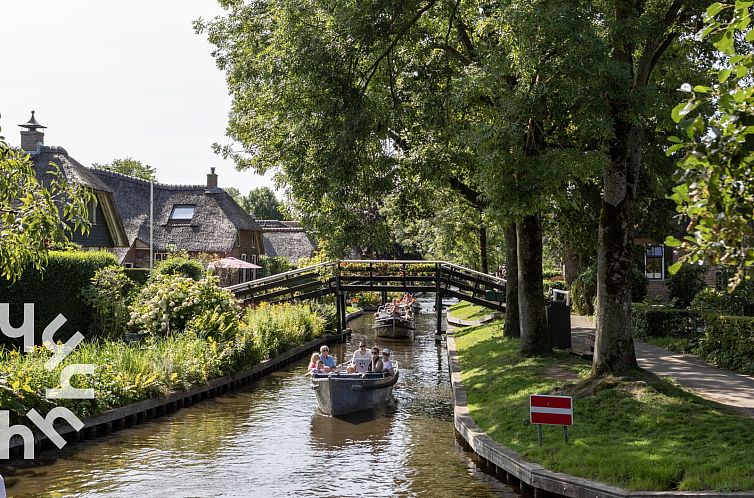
[{"left": 571, "top": 315, "right": 754, "bottom": 417}]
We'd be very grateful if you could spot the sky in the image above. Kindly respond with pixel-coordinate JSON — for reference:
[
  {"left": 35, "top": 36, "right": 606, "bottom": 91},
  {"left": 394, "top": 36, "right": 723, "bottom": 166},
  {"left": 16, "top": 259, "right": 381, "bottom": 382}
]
[{"left": 0, "top": 0, "right": 277, "bottom": 195}]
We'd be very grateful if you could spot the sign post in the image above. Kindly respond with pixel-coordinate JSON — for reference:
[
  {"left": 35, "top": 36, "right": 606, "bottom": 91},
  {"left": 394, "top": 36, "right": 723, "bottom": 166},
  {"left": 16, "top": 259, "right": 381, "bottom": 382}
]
[{"left": 530, "top": 394, "right": 573, "bottom": 447}]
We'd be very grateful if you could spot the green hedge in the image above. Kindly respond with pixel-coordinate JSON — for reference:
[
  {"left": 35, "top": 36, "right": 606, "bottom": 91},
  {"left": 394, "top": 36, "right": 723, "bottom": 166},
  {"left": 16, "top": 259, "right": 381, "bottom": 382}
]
[
  {"left": 698, "top": 315, "right": 754, "bottom": 374},
  {"left": 0, "top": 251, "right": 118, "bottom": 346},
  {"left": 632, "top": 304, "right": 700, "bottom": 339}
]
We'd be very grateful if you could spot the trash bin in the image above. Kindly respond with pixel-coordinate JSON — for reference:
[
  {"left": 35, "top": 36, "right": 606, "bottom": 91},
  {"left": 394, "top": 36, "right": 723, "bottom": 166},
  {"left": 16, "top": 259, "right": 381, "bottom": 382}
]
[{"left": 547, "top": 300, "right": 571, "bottom": 349}]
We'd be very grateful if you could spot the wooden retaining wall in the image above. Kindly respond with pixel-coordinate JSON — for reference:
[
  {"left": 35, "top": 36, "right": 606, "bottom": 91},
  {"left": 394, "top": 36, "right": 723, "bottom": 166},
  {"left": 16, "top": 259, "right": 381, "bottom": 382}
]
[
  {"left": 4, "top": 330, "right": 351, "bottom": 461},
  {"left": 445, "top": 332, "right": 753, "bottom": 498}
]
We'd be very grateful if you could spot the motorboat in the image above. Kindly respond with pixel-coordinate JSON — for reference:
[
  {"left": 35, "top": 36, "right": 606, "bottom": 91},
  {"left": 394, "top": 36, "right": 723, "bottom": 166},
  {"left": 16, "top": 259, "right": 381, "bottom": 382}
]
[{"left": 310, "top": 368, "right": 398, "bottom": 416}]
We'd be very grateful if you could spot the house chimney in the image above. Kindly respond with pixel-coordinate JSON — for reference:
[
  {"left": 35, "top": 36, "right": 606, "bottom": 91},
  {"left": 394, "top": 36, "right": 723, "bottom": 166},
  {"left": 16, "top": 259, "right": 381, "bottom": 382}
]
[
  {"left": 207, "top": 167, "right": 218, "bottom": 188},
  {"left": 18, "top": 111, "right": 46, "bottom": 152}
]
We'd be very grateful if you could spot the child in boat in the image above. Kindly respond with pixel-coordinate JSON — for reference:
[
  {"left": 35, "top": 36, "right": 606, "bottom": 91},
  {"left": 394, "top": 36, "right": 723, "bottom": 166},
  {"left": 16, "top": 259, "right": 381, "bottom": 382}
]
[
  {"left": 306, "top": 359, "right": 326, "bottom": 376},
  {"left": 307, "top": 352, "right": 320, "bottom": 369}
]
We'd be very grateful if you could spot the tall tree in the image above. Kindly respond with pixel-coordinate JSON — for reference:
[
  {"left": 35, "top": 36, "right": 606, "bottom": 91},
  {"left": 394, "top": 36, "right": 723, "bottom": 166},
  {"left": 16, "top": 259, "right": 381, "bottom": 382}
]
[
  {"left": 0, "top": 117, "right": 92, "bottom": 282},
  {"left": 93, "top": 157, "right": 157, "bottom": 181}
]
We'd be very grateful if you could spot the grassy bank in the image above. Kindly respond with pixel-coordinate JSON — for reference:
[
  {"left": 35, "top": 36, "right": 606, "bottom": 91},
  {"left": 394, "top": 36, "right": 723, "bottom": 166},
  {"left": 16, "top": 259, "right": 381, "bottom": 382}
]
[
  {"left": 447, "top": 301, "right": 495, "bottom": 321},
  {"left": 453, "top": 321, "right": 754, "bottom": 492},
  {"left": 0, "top": 302, "right": 331, "bottom": 424}
]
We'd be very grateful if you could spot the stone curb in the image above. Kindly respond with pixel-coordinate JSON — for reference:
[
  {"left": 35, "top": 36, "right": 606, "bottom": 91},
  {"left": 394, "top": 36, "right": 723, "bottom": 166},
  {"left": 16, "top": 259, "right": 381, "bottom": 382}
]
[
  {"left": 4, "top": 330, "right": 352, "bottom": 461},
  {"left": 445, "top": 332, "right": 753, "bottom": 498}
]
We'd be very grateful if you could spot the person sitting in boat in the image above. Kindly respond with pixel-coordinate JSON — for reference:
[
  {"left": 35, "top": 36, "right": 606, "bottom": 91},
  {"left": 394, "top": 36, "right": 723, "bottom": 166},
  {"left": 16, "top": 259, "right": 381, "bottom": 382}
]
[
  {"left": 307, "top": 352, "right": 320, "bottom": 369},
  {"left": 319, "top": 345, "right": 337, "bottom": 372},
  {"left": 366, "top": 347, "right": 383, "bottom": 374},
  {"left": 381, "top": 348, "right": 394, "bottom": 376},
  {"left": 306, "top": 359, "right": 325, "bottom": 376},
  {"left": 347, "top": 340, "right": 371, "bottom": 373}
]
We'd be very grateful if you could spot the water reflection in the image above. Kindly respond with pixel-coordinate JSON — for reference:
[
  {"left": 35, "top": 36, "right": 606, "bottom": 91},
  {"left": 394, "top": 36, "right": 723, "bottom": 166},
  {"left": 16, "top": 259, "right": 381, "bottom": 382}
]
[{"left": 5, "top": 300, "right": 518, "bottom": 497}]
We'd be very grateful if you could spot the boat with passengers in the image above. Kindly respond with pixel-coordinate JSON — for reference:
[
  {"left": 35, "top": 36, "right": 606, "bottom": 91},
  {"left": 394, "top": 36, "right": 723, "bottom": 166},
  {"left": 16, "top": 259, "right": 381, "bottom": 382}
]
[
  {"left": 310, "top": 365, "right": 399, "bottom": 416},
  {"left": 372, "top": 303, "right": 415, "bottom": 339}
]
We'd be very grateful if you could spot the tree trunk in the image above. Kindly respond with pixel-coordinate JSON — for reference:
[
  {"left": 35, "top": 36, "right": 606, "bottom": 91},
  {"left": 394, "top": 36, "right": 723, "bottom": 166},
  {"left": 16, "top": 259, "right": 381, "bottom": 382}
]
[
  {"left": 503, "top": 223, "right": 520, "bottom": 338},
  {"left": 517, "top": 214, "right": 551, "bottom": 355},
  {"left": 479, "top": 218, "right": 488, "bottom": 274},
  {"left": 562, "top": 245, "right": 581, "bottom": 285},
  {"left": 593, "top": 119, "right": 640, "bottom": 375}
]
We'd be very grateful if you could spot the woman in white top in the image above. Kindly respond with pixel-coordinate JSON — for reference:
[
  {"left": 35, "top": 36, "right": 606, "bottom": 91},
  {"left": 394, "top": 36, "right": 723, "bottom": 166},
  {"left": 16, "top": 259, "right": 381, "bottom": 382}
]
[
  {"left": 348, "top": 340, "right": 371, "bottom": 373},
  {"left": 381, "top": 348, "right": 394, "bottom": 376}
]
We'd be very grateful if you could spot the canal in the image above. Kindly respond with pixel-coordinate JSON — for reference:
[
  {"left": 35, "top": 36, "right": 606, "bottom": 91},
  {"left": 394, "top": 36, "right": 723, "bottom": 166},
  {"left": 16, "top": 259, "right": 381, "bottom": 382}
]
[{"left": 4, "top": 309, "right": 517, "bottom": 497}]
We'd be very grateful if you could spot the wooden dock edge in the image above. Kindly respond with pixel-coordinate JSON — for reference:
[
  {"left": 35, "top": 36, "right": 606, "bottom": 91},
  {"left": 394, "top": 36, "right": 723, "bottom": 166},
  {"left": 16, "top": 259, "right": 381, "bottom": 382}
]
[
  {"left": 445, "top": 331, "right": 752, "bottom": 498},
  {"left": 3, "top": 329, "right": 353, "bottom": 461}
]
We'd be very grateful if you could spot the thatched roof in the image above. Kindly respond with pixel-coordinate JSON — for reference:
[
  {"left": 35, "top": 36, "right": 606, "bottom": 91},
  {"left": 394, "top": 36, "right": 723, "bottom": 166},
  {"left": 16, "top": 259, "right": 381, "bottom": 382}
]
[
  {"left": 91, "top": 169, "right": 261, "bottom": 257},
  {"left": 31, "top": 146, "right": 112, "bottom": 193},
  {"left": 258, "top": 220, "right": 316, "bottom": 264}
]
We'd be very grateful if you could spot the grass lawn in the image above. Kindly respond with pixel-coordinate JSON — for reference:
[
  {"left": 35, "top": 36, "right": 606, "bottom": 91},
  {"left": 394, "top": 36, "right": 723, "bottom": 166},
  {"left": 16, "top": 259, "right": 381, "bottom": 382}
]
[
  {"left": 453, "top": 321, "right": 754, "bottom": 492},
  {"left": 447, "top": 301, "right": 495, "bottom": 321}
]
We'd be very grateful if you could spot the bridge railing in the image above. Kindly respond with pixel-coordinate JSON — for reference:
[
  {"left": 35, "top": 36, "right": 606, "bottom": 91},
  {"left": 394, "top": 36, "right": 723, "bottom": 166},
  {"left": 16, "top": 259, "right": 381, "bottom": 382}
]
[{"left": 226, "top": 259, "right": 507, "bottom": 334}]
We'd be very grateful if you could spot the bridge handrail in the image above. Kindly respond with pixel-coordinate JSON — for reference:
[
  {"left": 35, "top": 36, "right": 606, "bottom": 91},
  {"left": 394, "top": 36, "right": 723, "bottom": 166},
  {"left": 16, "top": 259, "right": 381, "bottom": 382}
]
[
  {"left": 225, "top": 259, "right": 506, "bottom": 296},
  {"left": 226, "top": 261, "right": 335, "bottom": 293}
]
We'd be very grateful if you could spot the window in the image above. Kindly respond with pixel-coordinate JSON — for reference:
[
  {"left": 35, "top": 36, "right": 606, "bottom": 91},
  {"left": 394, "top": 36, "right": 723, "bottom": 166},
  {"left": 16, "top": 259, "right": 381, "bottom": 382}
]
[
  {"left": 251, "top": 254, "right": 257, "bottom": 264},
  {"left": 169, "top": 205, "right": 196, "bottom": 223},
  {"left": 645, "top": 245, "right": 665, "bottom": 280},
  {"left": 251, "top": 232, "right": 256, "bottom": 248},
  {"left": 241, "top": 253, "right": 248, "bottom": 282},
  {"left": 155, "top": 252, "right": 169, "bottom": 262},
  {"left": 123, "top": 262, "right": 134, "bottom": 269}
]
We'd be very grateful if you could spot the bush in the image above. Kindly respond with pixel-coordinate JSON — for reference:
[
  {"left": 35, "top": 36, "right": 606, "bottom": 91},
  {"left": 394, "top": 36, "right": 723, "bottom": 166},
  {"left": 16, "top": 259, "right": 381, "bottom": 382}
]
[
  {"left": 155, "top": 256, "right": 205, "bottom": 280},
  {"left": 690, "top": 286, "right": 754, "bottom": 317},
  {"left": 128, "top": 274, "right": 240, "bottom": 335},
  {"left": 543, "top": 278, "right": 566, "bottom": 300},
  {"left": 631, "top": 266, "right": 648, "bottom": 303},
  {"left": 81, "top": 265, "right": 134, "bottom": 339},
  {"left": 350, "top": 291, "right": 382, "bottom": 308},
  {"left": 571, "top": 264, "right": 597, "bottom": 315},
  {"left": 698, "top": 315, "right": 754, "bottom": 374},
  {"left": 667, "top": 264, "right": 706, "bottom": 308},
  {"left": 259, "top": 255, "right": 291, "bottom": 278},
  {"left": 124, "top": 268, "right": 150, "bottom": 286},
  {"left": 0, "top": 251, "right": 118, "bottom": 345},
  {"left": 632, "top": 303, "right": 701, "bottom": 339},
  {"left": 241, "top": 302, "right": 325, "bottom": 358}
]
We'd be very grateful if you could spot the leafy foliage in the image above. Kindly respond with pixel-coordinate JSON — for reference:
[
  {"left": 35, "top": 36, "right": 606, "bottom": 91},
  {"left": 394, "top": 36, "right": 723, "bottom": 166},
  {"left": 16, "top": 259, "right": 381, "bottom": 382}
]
[
  {"left": 93, "top": 157, "right": 157, "bottom": 181},
  {"left": 666, "top": 264, "right": 707, "bottom": 309},
  {"left": 632, "top": 304, "right": 701, "bottom": 339},
  {"left": 128, "top": 274, "right": 240, "bottom": 336},
  {"left": 698, "top": 315, "right": 754, "bottom": 374},
  {"left": 0, "top": 251, "right": 119, "bottom": 346},
  {"left": 81, "top": 265, "right": 134, "bottom": 339},
  {"left": 570, "top": 264, "right": 597, "bottom": 316},
  {"left": 690, "top": 284, "right": 754, "bottom": 316},
  {"left": 155, "top": 253, "right": 205, "bottom": 280},
  {"left": 258, "top": 255, "right": 291, "bottom": 278},
  {"left": 0, "top": 128, "right": 93, "bottom": 282},
  {"left": 667, "top": 2, "right": 754, "bottom": 290}
]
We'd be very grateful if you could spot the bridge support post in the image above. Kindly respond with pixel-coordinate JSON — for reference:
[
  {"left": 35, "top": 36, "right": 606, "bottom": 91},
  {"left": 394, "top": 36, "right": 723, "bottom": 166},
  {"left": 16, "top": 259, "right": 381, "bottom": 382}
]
[
  {"left": 335, "top": 263, "right": 342, "bottom": 334},
  {"left": 340, "top": 293, "right": 347, "bottom": 332},
  {"left": 435, "top": 263, "right": 443, "bottom": 340}
]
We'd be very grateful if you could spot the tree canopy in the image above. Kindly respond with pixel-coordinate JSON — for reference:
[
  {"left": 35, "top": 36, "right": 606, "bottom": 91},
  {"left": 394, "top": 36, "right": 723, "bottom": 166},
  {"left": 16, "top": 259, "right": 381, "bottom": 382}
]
[{"left": 93, "top": 157, "right": 157, "bottom": 182}]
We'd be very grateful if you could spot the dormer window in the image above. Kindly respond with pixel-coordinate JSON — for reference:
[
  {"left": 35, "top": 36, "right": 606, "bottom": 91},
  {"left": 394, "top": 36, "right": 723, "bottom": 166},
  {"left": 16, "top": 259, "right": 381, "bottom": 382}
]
[{"left": 169, "top": 205, "right": 195, "bottom": 224}]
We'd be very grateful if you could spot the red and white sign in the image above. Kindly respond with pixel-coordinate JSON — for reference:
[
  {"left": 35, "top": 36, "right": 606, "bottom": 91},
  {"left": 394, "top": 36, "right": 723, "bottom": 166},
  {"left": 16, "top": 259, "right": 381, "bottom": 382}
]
[{"left": 530, "top": 394, "right": 573, "bottom": 426}]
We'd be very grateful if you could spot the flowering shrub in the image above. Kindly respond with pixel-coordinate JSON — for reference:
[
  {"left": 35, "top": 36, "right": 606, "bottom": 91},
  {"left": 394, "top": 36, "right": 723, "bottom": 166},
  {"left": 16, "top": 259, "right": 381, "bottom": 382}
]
[{"left": 128, "top": 274, "right": 240, "bottom": 335}]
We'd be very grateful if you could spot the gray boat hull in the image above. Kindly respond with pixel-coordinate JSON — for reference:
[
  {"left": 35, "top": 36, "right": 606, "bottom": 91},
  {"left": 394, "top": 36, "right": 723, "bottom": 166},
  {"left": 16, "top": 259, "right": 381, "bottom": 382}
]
[
  {"left": 311, "top": 371, "right": 399, "bottom": 416},
  {"left": 373, "top": 317, "right": 415, "bottom": 339}
]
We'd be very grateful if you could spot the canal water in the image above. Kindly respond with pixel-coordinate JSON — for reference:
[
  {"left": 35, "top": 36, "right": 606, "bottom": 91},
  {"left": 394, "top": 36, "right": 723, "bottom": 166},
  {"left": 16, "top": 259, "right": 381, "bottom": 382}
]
[{"left": 4, "top": 310, "right": 518, "bottom": 497}]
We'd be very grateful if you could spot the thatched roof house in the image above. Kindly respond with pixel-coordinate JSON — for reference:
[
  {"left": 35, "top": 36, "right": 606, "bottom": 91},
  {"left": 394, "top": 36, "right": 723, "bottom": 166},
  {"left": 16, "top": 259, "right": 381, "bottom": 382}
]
[
  {"left": 259, "top": 220, "right": 316, "bottom": 265},
  {"left": 21, "top": 112, "right": 263, "bottom": 274},
  {"left": 92, "top": 169, "right": 263, "bottom": 268}
]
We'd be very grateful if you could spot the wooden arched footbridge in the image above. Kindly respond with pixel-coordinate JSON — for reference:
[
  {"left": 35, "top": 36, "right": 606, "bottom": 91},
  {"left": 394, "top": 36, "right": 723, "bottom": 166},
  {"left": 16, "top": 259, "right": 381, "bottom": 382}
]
[{"left": 227, "top": 260, "right": 506, "bottom": 334}]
